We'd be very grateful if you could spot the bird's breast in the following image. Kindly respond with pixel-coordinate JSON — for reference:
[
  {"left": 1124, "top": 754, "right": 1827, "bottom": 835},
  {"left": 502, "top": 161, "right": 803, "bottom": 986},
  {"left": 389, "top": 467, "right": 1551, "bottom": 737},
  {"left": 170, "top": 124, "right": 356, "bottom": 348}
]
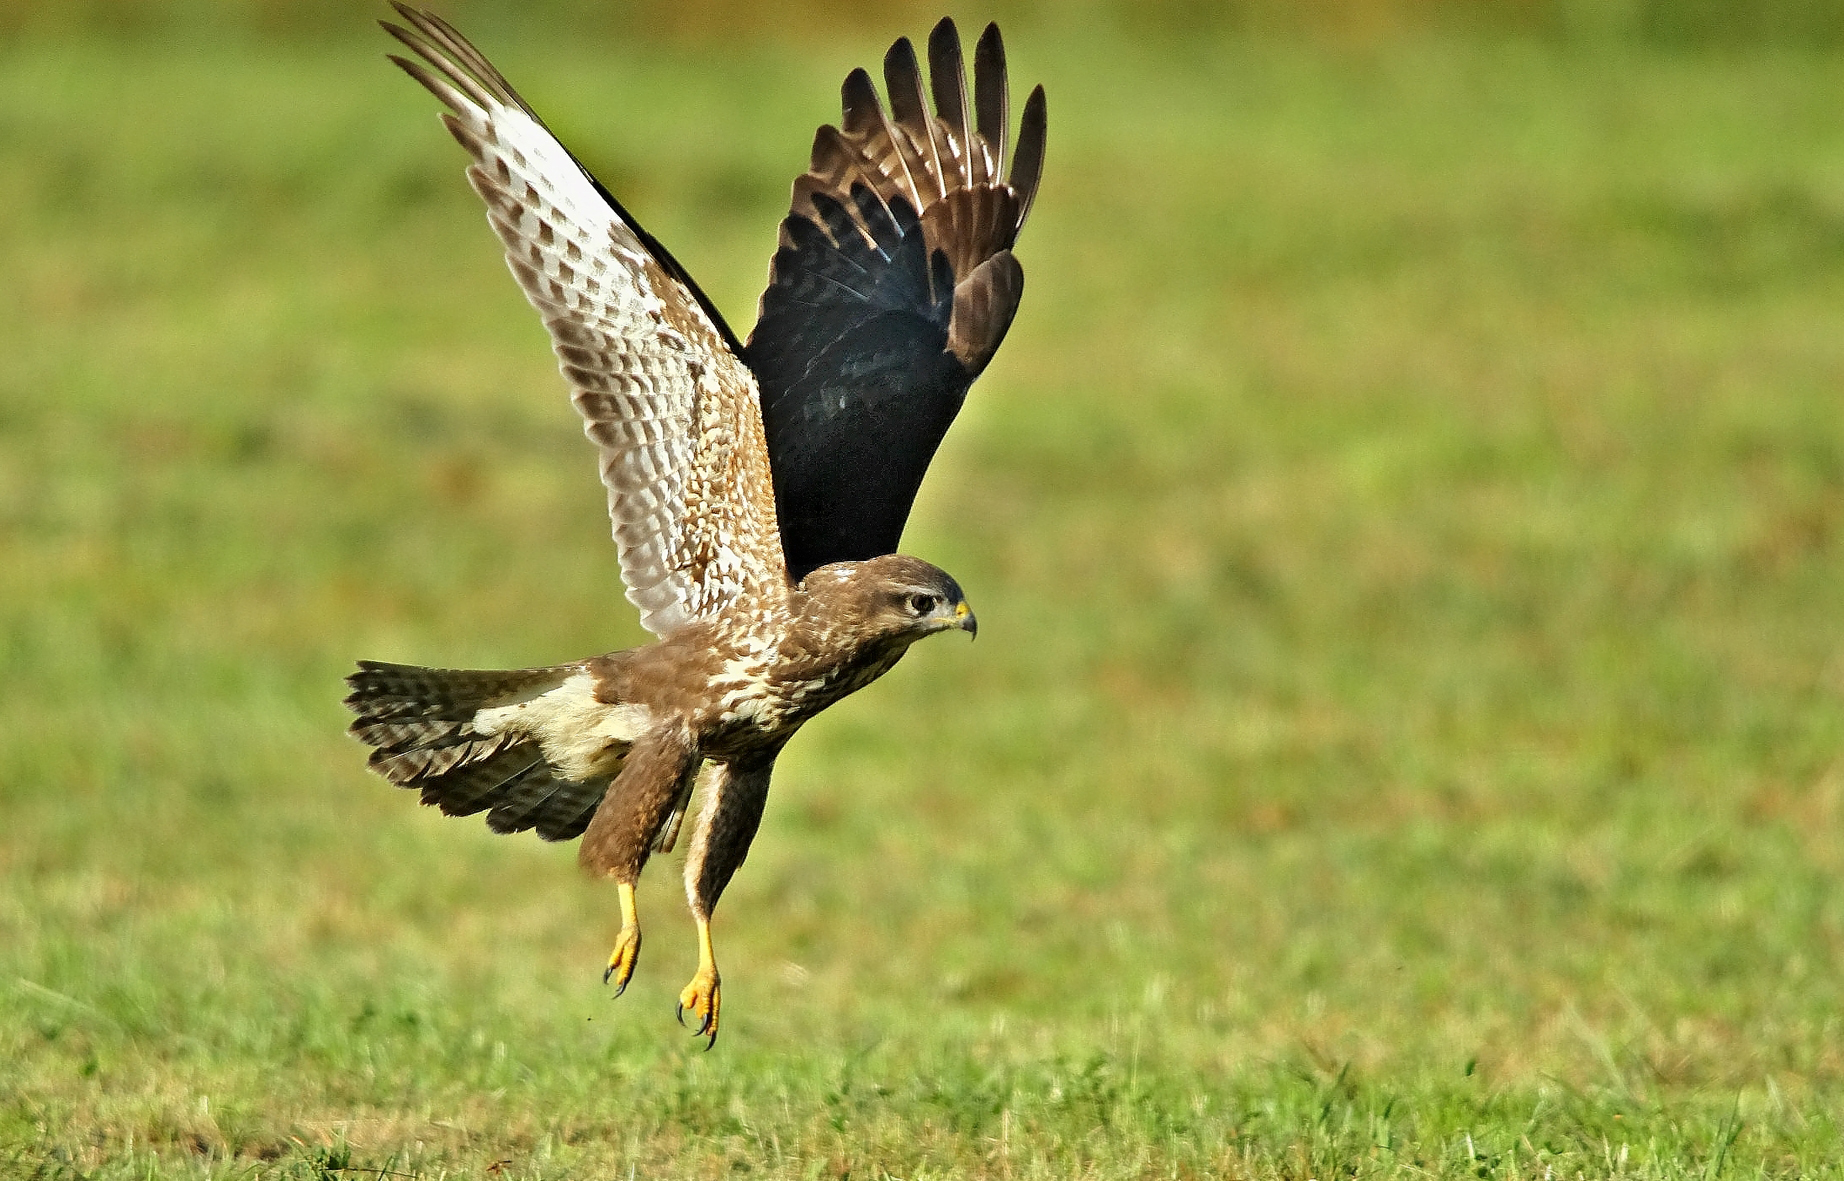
[{"left": 694, "top": 645, "right": 900, "bottom": 756}]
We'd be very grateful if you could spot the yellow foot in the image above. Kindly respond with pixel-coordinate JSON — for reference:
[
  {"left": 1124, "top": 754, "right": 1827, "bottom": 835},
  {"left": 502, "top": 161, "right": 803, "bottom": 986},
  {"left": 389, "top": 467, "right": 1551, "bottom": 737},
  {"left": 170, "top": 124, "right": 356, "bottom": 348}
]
[
  {"left": 602, "top": 881, "right": 641, "bottom": 996},
  {"left": 602, "top": 924, "right": 642, "bottom": 995},
  {"left": 676, "top": 968, "right": 721, "bottom": 1049}
]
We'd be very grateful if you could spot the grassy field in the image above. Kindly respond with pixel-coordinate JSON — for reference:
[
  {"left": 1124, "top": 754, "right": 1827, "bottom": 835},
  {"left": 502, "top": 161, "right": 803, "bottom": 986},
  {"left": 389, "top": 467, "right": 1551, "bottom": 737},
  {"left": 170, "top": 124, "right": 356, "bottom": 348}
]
[{"left": 5, "top": 13, "right": 1844, "bottom": 1179}]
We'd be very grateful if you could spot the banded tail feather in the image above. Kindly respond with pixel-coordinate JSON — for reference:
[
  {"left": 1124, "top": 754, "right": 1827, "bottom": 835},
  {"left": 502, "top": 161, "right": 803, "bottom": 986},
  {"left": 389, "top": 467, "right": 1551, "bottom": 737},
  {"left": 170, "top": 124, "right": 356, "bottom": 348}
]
[{"left": 343, "top": 659, "right": 614, "bottom": 841}]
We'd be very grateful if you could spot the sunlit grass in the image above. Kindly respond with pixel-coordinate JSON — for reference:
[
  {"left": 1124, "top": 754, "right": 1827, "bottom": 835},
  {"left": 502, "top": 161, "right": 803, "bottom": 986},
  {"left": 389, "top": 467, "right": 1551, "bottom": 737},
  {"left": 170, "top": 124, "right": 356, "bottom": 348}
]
[{"left": 4, "top": 21, "right": 1844, "bottom": 1180}]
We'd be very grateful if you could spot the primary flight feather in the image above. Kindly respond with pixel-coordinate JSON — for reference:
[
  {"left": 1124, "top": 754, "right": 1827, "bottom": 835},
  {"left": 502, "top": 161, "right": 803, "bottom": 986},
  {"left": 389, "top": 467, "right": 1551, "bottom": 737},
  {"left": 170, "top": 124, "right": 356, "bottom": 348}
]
[{"left": 346, "top": 4, "right": 1045, "bottom": 1046}]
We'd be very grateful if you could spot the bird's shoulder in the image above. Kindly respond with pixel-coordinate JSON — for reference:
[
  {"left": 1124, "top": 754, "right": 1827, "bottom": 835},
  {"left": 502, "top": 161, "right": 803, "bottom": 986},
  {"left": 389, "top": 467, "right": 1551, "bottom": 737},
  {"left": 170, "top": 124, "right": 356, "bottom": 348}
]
[{"left": 585, "top": 608, "right": 794, "bottom": 705}]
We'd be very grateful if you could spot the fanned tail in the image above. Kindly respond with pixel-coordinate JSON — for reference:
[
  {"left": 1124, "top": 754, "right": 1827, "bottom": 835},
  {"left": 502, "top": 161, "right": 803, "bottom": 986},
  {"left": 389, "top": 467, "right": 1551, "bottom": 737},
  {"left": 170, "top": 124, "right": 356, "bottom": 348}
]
[{"left": 343, "top": 659, "right": 611, "bottom": 841}]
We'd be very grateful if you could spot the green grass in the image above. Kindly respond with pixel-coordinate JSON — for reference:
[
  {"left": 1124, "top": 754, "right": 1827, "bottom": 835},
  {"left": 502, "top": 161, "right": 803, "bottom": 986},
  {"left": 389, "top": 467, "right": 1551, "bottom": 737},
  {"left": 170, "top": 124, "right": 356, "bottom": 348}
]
[{"left": 5, "top": 19, "right": 1844, "bottom": 1180}]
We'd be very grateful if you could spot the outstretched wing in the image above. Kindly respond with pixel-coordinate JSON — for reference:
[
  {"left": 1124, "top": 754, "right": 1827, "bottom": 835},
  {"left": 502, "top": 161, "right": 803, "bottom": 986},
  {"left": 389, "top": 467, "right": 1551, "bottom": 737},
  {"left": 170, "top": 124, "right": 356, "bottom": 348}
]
[
  {"left": 384, "top": 5, "right": 786, "bottom": 636},
  {"left": 747, "top": 19, "right": 1046, "bottom": 581}
]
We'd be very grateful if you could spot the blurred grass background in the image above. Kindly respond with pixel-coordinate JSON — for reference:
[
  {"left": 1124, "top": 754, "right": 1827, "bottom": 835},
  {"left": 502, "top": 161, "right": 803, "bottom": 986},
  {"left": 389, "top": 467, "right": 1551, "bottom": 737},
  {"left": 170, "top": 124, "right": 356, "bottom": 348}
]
[
  {"left": 7, "top": 0, "right": 1844, "bottom": 44},
  {"left": 5, "top": 1, "right": 1844, "bottom": 1177}
]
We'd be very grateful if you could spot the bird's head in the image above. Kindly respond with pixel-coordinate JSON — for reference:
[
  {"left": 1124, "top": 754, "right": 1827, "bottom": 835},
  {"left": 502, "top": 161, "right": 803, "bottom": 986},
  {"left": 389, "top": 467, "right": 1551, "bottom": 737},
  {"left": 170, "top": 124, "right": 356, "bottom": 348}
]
[{"left": 796, "top": 554, "right": 977, "bottom": 645}]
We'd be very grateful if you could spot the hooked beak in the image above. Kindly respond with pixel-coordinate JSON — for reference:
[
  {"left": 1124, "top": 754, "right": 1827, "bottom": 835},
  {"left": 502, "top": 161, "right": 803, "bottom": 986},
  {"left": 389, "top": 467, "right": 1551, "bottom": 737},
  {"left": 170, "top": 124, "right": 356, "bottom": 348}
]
[{"left": 954, "top": 598, "right": 977, "bottom": 640}]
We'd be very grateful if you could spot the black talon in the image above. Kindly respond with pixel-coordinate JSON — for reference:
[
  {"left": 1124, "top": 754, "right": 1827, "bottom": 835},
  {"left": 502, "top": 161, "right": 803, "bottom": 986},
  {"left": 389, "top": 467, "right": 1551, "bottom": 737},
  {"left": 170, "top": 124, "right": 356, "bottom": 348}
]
[
  {"left": 611, "top": 978, "right": 628, "bottom": 998},
  {"left": 603, "top": 964, "right": 615, "bottom": 986},
  {"left": 675, "top": 1001, "right": 687, "bottom": 1027}
]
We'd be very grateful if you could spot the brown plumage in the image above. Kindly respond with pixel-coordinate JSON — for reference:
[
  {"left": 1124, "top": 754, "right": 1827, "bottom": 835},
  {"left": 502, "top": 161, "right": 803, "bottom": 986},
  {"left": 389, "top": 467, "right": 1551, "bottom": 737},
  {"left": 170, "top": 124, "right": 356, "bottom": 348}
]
[{"left": 348, "top": 6, "right": 1041, "bottom": 1046}]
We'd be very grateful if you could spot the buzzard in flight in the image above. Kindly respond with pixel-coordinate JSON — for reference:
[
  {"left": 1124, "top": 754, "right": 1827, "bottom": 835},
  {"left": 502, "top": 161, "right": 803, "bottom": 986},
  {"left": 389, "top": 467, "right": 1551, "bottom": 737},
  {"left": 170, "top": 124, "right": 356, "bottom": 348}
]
[{"left": 345, "top": 5, "right": 1045, "bottom": 1044}]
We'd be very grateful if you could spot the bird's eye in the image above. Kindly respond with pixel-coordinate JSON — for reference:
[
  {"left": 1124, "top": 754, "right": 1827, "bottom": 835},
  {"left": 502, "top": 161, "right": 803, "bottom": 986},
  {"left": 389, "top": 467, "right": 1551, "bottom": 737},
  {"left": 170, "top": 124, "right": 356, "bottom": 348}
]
[{"left": 908, "top": 593, "right": 939, "bottom": 616}]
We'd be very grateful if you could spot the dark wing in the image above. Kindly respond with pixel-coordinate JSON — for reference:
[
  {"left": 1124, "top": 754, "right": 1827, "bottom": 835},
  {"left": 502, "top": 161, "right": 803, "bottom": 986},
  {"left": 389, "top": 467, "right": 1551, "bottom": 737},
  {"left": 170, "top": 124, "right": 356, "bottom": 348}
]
[
  {"left": 384, "top": 5, "right": 787, "bottom": 636},
  {"left": 747, "top": 19, "right": 1046, "bottom": 580}
]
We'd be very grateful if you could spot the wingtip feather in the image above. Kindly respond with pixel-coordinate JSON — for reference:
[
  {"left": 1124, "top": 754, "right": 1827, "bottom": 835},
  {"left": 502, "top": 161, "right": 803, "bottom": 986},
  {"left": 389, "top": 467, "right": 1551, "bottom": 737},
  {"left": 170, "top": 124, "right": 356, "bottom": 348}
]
[
  {"left": 926, "top": 17, "right": 973, "bottom": 190},
  {"left": 973, "top": 22, "right": 1008, "bottom": 174},
  {"left": 1010, "top": 84, "right": 1047, "bottom": 231},
  {"left": 882, "top": 35, "right": 945, "bottom": 205},
  {"left": 840, "top": 66, "right": 883, "bottom": 136}
]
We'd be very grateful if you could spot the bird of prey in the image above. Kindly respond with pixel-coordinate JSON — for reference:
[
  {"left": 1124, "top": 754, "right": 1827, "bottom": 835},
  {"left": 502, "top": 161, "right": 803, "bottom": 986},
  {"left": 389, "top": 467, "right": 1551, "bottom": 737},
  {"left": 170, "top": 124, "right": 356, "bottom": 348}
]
[{"left": 344, "top": 5, "right": 1045, "bottom": 1045}]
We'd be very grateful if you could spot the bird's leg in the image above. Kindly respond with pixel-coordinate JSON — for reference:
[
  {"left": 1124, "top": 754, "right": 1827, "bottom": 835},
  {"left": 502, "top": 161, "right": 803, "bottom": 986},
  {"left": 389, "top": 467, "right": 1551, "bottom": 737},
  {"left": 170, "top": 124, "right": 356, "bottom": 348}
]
[
  {"left": 677, "top": 915, "right": 721, "bottom": 1046},
  {"left": 603, "top": 880, "right": 642, "bottom": 995},
  {"left": 579, "top": 722, "right": 700, "bottom": 996},
  {"left": 652, "top": 764, "right": 708, "bottom": 855},
  {"left": 678, "top": 758, "right": 775, "bottom": 1049}
]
